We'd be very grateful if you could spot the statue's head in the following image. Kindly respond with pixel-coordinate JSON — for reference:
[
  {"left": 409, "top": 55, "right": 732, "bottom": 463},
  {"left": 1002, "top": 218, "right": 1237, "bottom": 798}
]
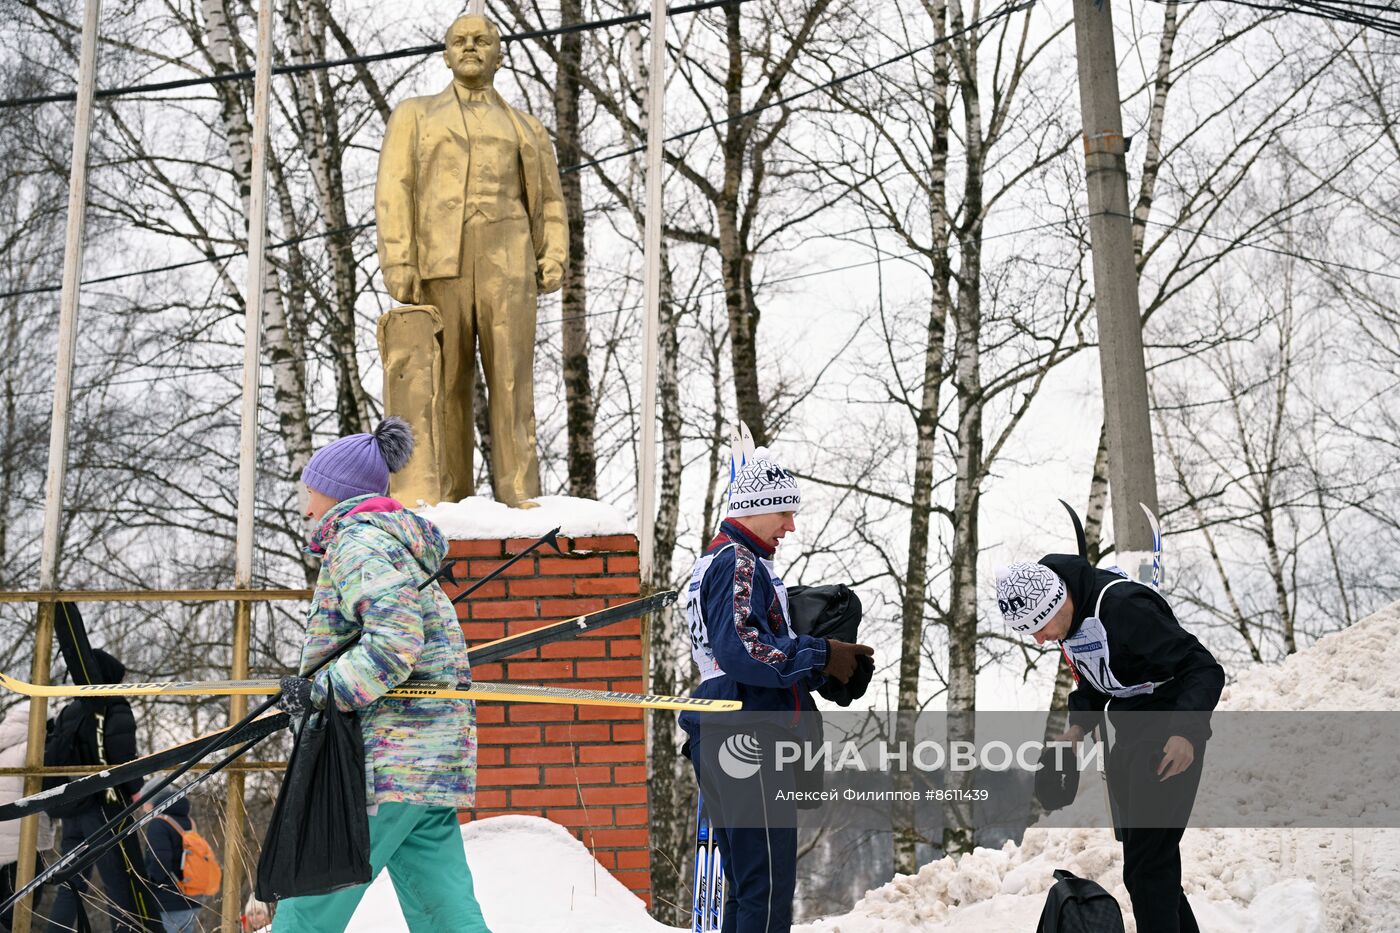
[{"left": 443, "top": 15, "right": 502, "bottom": 88}]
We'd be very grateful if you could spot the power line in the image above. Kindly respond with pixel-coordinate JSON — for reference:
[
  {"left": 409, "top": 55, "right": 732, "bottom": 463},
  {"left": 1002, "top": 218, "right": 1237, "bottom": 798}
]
[
  {"left": 1, "top": 237, "right": 1001, "bottom": 399},
  {"left": 8, "top": 207, "right": 1393, "bottom": 400},
  {"left": 0, "top": 0, "right": 751, "bottom": 111},
  {"left": 0, "top": 223, "right": 367, "bottom": 299},
  {"left": 1149, "top": 0, "right": 1400, "bottom": 36},
  {"left": 0, "top": 1, "right": 1036, "bottom": 300},
  {"left": 1102, "top": 210, "right": 1400, "bottom": 283},
  {"left": 564, "top": 0, "right": 1036, "bottom": 175}
]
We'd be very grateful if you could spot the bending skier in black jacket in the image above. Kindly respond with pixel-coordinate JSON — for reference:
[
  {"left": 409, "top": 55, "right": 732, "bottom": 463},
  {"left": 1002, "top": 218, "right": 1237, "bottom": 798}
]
[{"left": 996, "top": 556, "right": 1225, "bottom": 933}]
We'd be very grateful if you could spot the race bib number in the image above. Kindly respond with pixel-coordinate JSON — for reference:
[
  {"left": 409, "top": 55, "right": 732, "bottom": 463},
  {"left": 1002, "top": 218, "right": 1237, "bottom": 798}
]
[{"left": 1063, "top": 616, "right": 1160, "bottom": 699}]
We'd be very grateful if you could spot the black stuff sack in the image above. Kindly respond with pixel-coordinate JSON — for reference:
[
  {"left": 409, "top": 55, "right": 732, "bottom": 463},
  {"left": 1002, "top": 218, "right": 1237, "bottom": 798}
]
[
  {"left": 255, "top": 696, "right": 371, "bottom": 901},
  {"left": 785, "top": 584, "right": 872, "bottom": 706},
  {"left": 1036, "top": 869, "right": 1126, "bottom": 933}
]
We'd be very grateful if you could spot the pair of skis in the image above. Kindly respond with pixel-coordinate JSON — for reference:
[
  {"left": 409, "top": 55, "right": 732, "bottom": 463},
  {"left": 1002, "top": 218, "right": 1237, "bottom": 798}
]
[
  {"left": 0, "top": 591, "right": 732, "bottom": 711},
  {"left": 692, "top": 795, "right": 727, "bottom": 932},
  {"left": 0, "top": 587, "right": 716, "bottom": 914},
  {"left": 1058, "top": 498, "right": 1163, "bottom": 591},
  {"left": 0, "top": 591, "right": 721, "bottom": 823}
]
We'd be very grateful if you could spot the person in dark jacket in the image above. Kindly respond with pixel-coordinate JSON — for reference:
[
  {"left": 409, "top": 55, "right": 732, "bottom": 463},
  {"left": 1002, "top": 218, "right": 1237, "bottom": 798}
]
[
  {"left": 136, "top": 779, "right": 202, "bottom": 933},
  {"left": 995, "top": 555, "right": 1226, "bottom": 933},
  {"left": 680, "top": 451, "right": 871, "bottom": 933},
  {"left": 45, "top": 650, "right": 153, "bottom": 933}
]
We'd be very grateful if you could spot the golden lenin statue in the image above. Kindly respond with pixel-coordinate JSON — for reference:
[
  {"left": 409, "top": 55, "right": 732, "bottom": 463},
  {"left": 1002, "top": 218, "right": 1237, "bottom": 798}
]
[{"left": 375, "top": 14, "right": 568, "bottom": 508}]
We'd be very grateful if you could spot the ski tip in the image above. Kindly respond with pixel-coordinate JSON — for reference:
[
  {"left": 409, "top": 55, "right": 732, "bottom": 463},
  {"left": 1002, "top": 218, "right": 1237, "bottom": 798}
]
[
  {"left": 1058, "top": 499, "right": 1089, "bottom": 560},
  {"left": 739, "top": 421, "right": 756, "bottom": 459},
  {"left": 543, "top": 526, "right": 564, "bottom": 553}
]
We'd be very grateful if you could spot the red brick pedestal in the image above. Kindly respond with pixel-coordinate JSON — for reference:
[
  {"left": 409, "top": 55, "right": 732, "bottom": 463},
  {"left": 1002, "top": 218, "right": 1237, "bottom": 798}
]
[{"left": 444, "top": 534, "right": 652, "bottom": 904}]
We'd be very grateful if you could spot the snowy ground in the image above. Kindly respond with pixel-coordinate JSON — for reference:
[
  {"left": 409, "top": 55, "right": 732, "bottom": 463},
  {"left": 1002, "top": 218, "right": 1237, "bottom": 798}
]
[
  {"left": 345, "top": 815, "right": 677, "bottom": 933},
  {"left": 343, "top": 601, "right": 1400, "bottom": 932}
]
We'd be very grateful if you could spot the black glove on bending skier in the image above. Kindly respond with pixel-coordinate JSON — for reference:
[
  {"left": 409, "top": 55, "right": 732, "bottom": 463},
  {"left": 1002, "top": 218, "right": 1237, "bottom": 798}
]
[{"left": 276, "top": 675, "right": 316, "bottom": 718}]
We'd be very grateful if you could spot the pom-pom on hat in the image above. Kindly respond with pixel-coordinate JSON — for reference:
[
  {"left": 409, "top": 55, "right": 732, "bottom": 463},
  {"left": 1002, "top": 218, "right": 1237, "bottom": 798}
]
[
  {"left": 994, "top": 562, "right": 1067, "bottom": 636},
  {"left": 727, "top": 450, "right": 802, "bottom": 518},
  {"left": 301, "top": 417, "right": 415, "bottom": 502}
]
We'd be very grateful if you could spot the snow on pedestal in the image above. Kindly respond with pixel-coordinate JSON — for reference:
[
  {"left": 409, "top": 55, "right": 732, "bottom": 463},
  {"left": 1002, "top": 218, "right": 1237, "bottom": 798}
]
[{"left": 414, "top": 495, "right": 632, "bottom": 540}]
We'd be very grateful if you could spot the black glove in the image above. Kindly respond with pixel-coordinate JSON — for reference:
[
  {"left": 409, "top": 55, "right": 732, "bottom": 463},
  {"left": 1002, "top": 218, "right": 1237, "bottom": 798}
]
[{"left": 276, "top": 675, "right": 316, "bottom": 718}]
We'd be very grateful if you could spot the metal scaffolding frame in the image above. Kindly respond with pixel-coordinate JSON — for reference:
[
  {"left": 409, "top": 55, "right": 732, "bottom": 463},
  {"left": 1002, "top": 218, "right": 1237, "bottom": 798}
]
[
  {"left": 9, "top": 0, "right": 280, "bottom": 928},
  {"left": 10, "top": 0, "right": 675, "bottom": 928}
]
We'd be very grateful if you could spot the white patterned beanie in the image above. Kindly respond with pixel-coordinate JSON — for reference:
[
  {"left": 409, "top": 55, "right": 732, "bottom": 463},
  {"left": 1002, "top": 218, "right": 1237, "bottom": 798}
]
[
  {"left": 994, "top": 562, "right": 1067, "bottom": 635},
  {"left": 727, "top": 454, "right": 802, "bottom": 518}
]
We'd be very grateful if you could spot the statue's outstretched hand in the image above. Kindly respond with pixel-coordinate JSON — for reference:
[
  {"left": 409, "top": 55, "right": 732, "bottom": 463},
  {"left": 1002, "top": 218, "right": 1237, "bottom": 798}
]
[
  {"left": 384, "top": 264, "right": 423, "bottom": 304},
  {"left": 537, "top": 258, "right": 564, "bottom": 294}
]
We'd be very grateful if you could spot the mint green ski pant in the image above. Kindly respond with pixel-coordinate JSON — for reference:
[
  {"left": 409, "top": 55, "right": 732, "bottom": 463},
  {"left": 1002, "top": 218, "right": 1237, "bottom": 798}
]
[{"left": 270, "top": 802, "right": 491, "bottom": 933}]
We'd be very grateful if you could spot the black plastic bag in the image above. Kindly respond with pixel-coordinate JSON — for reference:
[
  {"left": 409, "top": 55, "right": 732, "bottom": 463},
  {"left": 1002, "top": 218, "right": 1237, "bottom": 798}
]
[
  {"left": 255, "top": 698, "right": 371, "bottom": 901},
  {"left": 785, "top": 584, "right": 873, "bottom": 706}
]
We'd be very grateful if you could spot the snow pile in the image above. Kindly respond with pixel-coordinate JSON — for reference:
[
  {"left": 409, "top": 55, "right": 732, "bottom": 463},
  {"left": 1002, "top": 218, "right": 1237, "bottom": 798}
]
[
  {"left": 414, "top": 495, "right": 632, "bottom": 540},
  {"left": 798, "top": 600, "right": 1400, "bottom": 933},
  {"left": 348, "top": 815, "right": 676, "bottom": 933},
  {"left": 1219, "top": 604, "right": 1400, "bottom": 711}
]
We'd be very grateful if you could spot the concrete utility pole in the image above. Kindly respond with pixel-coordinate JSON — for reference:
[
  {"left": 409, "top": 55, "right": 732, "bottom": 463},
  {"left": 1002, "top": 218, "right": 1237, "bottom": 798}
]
[{"left": 1071, "top": 0, "right": 1161, "bottom": 579}]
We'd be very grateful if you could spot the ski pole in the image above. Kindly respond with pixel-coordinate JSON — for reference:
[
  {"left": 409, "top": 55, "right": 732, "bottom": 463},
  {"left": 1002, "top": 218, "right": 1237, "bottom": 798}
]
[
  {"left": 450, "top": 526, "right": 562, "bottom": 605},
  {"left": 421, "top": 553, "right": 467, "bottom": 590},
  {"left": 20, "top": 726, "right": 276, "bottom": 907}
]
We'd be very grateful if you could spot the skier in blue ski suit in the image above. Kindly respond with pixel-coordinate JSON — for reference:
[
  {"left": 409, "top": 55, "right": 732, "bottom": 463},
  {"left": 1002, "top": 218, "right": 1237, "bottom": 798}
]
[{"left": 680, "top": 452, "right": 871, "bottom": 933}]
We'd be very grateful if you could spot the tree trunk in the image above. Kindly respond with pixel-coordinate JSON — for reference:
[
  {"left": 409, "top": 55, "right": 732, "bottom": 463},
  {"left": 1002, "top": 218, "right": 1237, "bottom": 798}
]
[
  {"left": 942, "top": 13, "right": 986, "bottom": 859},
  {"left": 475, "top": 365, "right": 494, "bottom": 494},
  {"left": 699, "top": 330, "right": 728, "bottom": 545},
  {"left": 1132, "top": 3, "right": 1180, "bottom": 259},
  {"left": 645, "top": 230, "right": 690, "bottom": 923},
  {"left": 1084, "top": 426, "right": 1110, "bottom": 564},
  {"left": 286, "top": 0, "right": 370, "bottom": 435},
  {"left": 893, "top": 0, "right": 952, "bottom": 876},
  {"left": 718, "top": 4, "right": 766, "bottom": 443},
  {"left": 555, "top": 0, "right": 597, "bottom": 498},
  {"left": 199, "top": 0, "right": 314, "bottom": 482}
]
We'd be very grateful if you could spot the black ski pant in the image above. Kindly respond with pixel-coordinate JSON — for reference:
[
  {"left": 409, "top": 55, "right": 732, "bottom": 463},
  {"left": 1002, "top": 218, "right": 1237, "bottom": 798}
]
[
  {"left": 46, "top": 804, "right": 148, "bottom": 933},
  {"left": 1107, "top": 740, "right": 1205, "bottom": 933},
  {"left": 689, "top": 732, "right": 799, "bottom": 933}
]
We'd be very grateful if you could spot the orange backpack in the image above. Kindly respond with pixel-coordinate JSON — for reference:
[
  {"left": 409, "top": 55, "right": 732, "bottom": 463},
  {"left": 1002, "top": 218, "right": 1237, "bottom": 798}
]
[{"left": 155, "top": 815, "right": 222, "bottom": 897}]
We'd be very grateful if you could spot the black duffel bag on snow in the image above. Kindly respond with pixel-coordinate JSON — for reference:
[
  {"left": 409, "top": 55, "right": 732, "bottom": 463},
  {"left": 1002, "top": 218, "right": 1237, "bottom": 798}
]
[
  {"left": 1037, "top": 869, "right": 1126, "bottom": 933},
  {"left": 785, "top": 584, "right": 873, "bottom": 707}
]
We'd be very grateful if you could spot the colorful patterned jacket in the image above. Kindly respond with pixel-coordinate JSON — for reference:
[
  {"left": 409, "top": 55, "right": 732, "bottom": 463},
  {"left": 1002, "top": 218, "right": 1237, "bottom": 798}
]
[{"left": 299, "top": 495, "right": 476, "bottom": 808}]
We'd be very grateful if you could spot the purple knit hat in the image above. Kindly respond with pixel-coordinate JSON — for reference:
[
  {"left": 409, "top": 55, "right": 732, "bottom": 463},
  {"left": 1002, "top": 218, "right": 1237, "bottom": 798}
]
[{"left": 301, "top": 417, "right": 415, "bottom": 501}]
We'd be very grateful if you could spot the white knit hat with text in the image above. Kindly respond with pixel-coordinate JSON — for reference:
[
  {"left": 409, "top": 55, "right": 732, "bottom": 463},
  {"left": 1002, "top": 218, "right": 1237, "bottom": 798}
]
[
  {"left": 727, "top": 450, "right": 802, "bottom": 518},
  {"left": 994, "top": 562, "right": 1067, "bottom": 635}
]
